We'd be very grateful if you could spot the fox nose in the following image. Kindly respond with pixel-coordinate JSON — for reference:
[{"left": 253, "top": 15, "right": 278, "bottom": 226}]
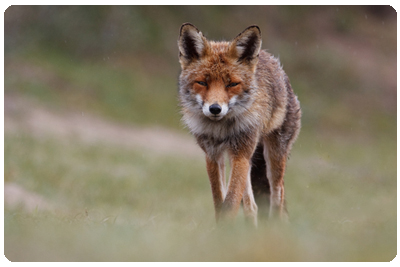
[{"left": 209, "top": 104, "right": 222, "bottom": 115}]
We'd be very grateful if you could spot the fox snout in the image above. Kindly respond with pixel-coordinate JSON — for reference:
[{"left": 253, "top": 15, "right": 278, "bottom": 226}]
[
  {"left": 196, "top": 93, "right": 239, "bottom": 121},
  {"left": 201, "top": 101, "right": 229, "bottom": 121},
  {"left": 209, "top": 104, "right": 222, "bottom": 115}
]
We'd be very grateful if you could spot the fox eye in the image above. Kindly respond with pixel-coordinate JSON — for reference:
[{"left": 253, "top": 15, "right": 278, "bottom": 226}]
[
  {"left": 196, "top": 81, "right": 207, "bottom": 86},
  {"left": 227, "top": 82, "right": 240, "bottom": 88}
]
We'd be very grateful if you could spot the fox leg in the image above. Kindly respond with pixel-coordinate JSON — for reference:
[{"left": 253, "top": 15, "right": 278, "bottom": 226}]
[
  {"left": 263, "top": 135, "right": 289, "bottom": 221},
  {"left": 220, "top": 154, "right": 252, "bottom": 221},
  {"left": 205, "top": 155, "right": 226, "bottom": 222},
  {"left": 242, "top": 168, "right": 258, "bottom": 226}
]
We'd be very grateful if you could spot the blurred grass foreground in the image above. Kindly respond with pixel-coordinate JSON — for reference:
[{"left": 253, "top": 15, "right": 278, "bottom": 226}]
[{"left": 4, "top": 6, "right": 397, "bottom": 261}]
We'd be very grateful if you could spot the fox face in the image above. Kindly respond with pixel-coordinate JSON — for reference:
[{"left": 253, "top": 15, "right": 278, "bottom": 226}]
[
  {"left": 192, "top": 76, "right": 244, "bottom": 121},
  {"left": 178, "top": 23, "right": 262, "bottom": 123}
]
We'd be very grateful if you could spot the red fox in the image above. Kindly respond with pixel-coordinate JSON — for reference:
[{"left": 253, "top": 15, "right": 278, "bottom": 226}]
[{"left": 178, "top": 23, "right": 301, "bottom": 226}]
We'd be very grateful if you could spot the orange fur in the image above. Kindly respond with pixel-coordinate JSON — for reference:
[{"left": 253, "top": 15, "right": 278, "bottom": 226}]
[{"left": 178, "top": 23, "right": 301, "bottom": 225}]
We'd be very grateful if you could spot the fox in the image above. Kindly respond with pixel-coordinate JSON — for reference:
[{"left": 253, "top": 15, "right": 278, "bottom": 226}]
[{"left": 177, "top": 23, "right": 301, "bottom": 226}]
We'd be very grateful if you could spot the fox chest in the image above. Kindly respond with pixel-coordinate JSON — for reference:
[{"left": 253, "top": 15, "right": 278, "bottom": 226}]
[{"left": 194, "top": 128, "right": 259, "bottom": 160}]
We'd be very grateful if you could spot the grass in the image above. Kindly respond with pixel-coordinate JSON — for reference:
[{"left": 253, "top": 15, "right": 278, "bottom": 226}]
[
  {"left": 4, "top": 121, "right": 396, "bottom": 261},
  {"left": 4, "top": 49, "right": 182, "bottom": 129},
  {"left": 4, "top": 6, "right": 396, "bottom": 262}
]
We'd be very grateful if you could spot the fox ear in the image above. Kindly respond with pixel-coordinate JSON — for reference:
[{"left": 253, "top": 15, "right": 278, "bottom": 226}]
[
  {"left": 178, "top": 23, "right": 208, "bottom": 68},
  {"left": 229, "top": 25, "right": 262, "bottom": 65}
]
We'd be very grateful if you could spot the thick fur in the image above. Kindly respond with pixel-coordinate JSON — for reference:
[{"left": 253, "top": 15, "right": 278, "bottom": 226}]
[{"left": 178, "top": 23, "right": 301, "bottom": 225}]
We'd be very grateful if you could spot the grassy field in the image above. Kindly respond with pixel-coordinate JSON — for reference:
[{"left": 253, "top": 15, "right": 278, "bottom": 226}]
[
  {"left": 4, "top": 6, "right": 397, "bottom": 262},
  {"left": 4, "top": 97, "right": 396, "bottom": 261}
]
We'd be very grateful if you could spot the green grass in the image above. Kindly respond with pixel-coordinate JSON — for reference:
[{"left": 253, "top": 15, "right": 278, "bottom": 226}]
[
  {"left": 4, "top": 44, "right": 397, "bottom": 263},
  {"left": 4, "top": 6, "right": 396, "bottom": 262},
  {"left": 5, "top": 49, "right": 182, "bottom": 129},
  {"left": 4, "top": 122, "right": 396, "bottom": 261}
]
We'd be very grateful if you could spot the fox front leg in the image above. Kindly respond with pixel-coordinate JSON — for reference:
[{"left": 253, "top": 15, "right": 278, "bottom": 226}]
[
  {"left": 205, "top": 155, "right": 226, "bottom": 222},
  {"left": 220, "top": 155, "right": 251, "bottom": 221}
]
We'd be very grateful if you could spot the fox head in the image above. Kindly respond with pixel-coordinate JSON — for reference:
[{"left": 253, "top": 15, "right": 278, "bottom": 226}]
[{"left": 178, "top": 23, "right": 262, "bottom": 122}]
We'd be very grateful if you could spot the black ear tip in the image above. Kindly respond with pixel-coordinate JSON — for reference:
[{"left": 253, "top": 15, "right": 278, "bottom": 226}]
[
  {"left": 234, "top": 25, "right": 262, "bottom": 41},
  {"left": 180, "top": 22, "right": 199, "bottom": 35},
  {"left": 246, "top": 25, "right": 261, "bottom": 35},
  {"left": 181, "top": 22, "right": 195, "bottom": 27}
]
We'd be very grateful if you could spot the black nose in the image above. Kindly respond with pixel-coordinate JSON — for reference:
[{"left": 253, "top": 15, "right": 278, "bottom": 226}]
[{"left": 209, "top": 104, "right": 222, "bottom": 115}]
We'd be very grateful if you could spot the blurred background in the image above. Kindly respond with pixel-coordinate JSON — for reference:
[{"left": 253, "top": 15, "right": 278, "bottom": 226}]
[{"left": 4, "top": 6, "right": 397, "bottom": 261}]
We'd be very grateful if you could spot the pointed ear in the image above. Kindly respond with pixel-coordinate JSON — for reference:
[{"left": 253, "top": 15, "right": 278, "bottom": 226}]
[
  {"left": 229, "top": 25, "right": 262, "bottom": 65},
  {"left": 178, "top": 23, "right": 208, "bottom": 68}
]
